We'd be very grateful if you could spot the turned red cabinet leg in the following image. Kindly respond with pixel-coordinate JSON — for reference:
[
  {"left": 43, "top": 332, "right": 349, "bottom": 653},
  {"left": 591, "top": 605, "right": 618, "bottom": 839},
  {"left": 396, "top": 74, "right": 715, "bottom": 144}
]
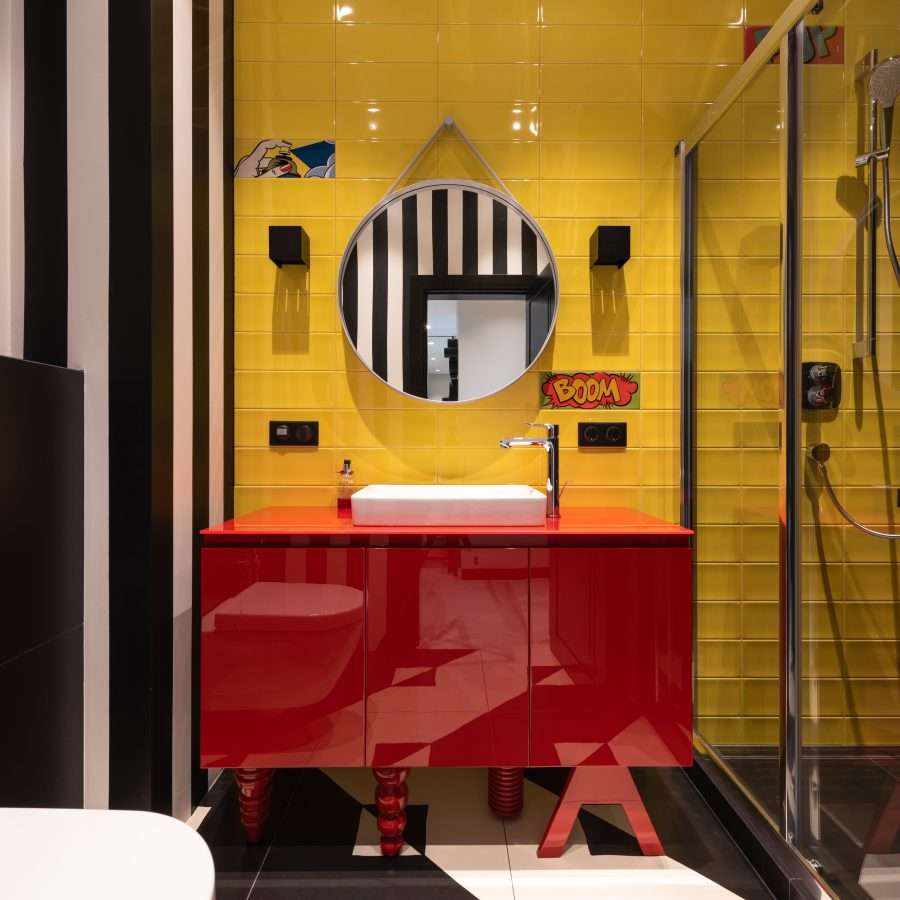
[
  {"left": 235, "top": 768, "right": 274, "bottom": 844},
  {"left": 373, "top": 767, "right": 409, "bottom": 856},
  {"left": 488, "top": 767, "right": 524, "bottom": 817},
  {"left": 538, "top": 766, "right": 663, "bottom": 858}
]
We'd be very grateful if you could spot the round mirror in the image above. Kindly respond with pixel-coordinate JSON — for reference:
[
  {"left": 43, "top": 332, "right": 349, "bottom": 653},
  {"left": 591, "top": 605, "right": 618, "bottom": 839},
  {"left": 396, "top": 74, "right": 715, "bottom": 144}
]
[{"left": 337, "top": 180, "right": 559, "bottom": 403}]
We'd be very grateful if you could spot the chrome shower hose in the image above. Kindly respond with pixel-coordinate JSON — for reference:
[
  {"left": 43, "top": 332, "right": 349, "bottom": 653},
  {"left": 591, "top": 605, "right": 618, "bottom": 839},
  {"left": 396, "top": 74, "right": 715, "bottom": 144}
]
[{"left": 808, "top": 443, "right": 900, "bottom": 540}]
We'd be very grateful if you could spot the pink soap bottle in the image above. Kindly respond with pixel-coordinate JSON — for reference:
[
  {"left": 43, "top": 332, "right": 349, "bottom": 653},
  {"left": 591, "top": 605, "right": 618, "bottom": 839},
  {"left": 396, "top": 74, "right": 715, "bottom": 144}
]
[{"left": 337, "top": 459, "right": 354, "bottom": 516}]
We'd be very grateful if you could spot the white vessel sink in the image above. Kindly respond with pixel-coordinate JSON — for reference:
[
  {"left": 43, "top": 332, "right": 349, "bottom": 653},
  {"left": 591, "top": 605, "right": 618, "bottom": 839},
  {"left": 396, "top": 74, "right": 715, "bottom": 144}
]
[{"left": 351, "top": 484, "right": 546, "bottom": 526}]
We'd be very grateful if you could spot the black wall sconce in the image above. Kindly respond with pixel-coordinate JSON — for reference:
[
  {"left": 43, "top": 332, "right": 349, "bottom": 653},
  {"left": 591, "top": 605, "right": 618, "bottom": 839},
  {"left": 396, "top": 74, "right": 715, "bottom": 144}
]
[
  {"left": 269, "top": 225, "right": 310, "bottom": 268},
  {"left": 590, "top": 225, "right": 630, "bottom": 269}
]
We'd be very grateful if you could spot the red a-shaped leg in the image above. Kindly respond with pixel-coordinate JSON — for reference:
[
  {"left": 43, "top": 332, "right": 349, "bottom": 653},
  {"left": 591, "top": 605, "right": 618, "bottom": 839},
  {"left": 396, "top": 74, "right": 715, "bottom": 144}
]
[
  {"left": 537, "top": 766, "right": 663, "bottom": 858},
  {"left": 373, "top": 767, "right": 410, "bottom": 856},
  {"left": 235, "top": 768, "right": 274, "bottom": 844}
]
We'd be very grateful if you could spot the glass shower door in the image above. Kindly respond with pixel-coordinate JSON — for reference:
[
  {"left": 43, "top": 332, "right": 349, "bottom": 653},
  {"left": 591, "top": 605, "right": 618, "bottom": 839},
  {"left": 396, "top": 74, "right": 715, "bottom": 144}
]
[
  {"left": 798, "top": 2, "right": 900, "bottom": 896},
  {"left": 691, "top": 58, "right": 785, "bottom": 824}
]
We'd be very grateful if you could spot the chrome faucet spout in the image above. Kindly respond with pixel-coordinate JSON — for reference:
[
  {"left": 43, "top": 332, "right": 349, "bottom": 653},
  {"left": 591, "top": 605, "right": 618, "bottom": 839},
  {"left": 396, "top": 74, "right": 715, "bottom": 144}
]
[{"left": 498, "top": 424, "right": 560, "bottom": 519}]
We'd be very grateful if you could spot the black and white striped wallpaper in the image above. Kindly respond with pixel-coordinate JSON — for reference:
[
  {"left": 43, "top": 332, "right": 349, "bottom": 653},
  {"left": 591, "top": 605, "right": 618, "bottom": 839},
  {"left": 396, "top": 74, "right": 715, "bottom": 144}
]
[
  {"left": 3, "top": 0, "right": 224, "bottom": 818},
  {"left": 339, "top": 182, "right": 553, "bottom": 389}
]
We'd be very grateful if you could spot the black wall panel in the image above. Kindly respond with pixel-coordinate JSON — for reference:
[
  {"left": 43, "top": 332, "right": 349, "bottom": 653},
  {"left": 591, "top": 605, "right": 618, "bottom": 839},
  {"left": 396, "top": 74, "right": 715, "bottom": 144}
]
[{"left": 0, "top": 356, "right": 84, "bottom": 807}]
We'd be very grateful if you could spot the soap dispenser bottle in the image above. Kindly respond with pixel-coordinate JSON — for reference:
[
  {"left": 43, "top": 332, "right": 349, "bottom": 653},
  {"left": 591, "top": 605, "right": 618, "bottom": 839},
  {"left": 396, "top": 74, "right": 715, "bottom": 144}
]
[{"left": 337, "top": 459, "right": 354, "bottom": 516}]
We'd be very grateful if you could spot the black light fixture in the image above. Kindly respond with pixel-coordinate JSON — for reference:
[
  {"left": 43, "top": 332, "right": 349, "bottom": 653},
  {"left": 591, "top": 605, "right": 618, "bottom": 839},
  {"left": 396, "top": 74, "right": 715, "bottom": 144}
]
[
  {"left": 590, "top": 225, "right": 630, "bottom": 269},
  {"left": 268, "top": 225, "right": 310, "bottom": 268}
]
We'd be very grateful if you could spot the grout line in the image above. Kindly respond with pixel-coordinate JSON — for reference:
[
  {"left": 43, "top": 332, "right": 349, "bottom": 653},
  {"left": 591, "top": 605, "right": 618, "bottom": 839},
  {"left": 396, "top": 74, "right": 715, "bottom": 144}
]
[{"left": 501, "top": 816, "right": 517, "bottom": 900}]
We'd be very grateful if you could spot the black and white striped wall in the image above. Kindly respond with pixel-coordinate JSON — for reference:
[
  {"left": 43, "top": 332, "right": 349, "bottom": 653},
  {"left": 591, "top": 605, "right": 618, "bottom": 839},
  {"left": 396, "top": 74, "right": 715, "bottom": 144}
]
[
  {"left": 0, "top": 0, "right": 228, "bottom": 818},
  {"left": 340, "top": 183, "right": 551, "bottom": 388}
]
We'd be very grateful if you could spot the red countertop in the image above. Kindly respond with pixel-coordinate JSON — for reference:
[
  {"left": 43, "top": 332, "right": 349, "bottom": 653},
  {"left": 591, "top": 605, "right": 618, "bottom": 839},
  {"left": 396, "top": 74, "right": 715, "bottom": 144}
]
[{"left": 202, "top": 506, "right": 692, "bottom": 548}]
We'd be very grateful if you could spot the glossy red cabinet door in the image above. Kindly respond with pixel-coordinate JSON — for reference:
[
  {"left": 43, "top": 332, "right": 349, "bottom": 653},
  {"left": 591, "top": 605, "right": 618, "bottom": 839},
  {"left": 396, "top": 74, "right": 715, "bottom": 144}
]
[
  {"left": 365, "top": 548, "right": 529, "bottom": 767},
  {"left": 530, "top": 547, "right": 692, "bottom": 768},
  {"left": 201, "top": 547, "right": 365, "bottom": 767}
]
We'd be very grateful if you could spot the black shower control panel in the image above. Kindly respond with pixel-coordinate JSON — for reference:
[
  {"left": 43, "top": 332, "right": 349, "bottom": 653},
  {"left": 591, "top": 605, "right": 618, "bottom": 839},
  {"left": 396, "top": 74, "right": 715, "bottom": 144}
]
[
  {"left": 802, "top": 362, "right": 841, "bottom": 410},
  {"left": 579, "top": 421, "right": 627, "bottom": 448},
  {"left": 269, "top": 420, "right": 318, "bottom": 446}
]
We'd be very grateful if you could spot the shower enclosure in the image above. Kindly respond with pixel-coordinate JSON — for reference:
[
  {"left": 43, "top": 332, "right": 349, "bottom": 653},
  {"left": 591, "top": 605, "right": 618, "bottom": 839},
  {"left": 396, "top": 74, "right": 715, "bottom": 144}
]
[{"left": 680, "top": 1, "right": 900, "bottom": 897}]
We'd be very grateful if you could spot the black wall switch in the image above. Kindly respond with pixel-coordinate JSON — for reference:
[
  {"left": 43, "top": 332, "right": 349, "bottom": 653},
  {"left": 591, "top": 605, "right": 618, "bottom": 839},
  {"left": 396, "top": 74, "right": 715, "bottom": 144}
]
[
  {"left": 269, "top": 420, "right": 318, "bottom": 446},
  {"left": 579, "top": 421, "right": 627, "bottom": 448},
  {"left": 268, "top": 225, "right": 310, "bottom": 268},
  {"left": 590, "top": 225, "right": 631, "bottom": 269}
]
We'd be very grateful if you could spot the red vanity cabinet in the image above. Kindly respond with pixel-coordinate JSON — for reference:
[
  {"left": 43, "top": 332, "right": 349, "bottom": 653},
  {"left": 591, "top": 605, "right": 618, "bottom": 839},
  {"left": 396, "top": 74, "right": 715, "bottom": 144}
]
[
  {"left": 365, "top": 548, "right": 529, "bottom": 768},
  {"left": 530, "top": 547, "right": 692, "bottom": 768},
  {"left": 200, "top": 546, "right": 366, "bottom": 768},
  {"left": 200, "top": 508, "right": 693, "bottom": 852}
]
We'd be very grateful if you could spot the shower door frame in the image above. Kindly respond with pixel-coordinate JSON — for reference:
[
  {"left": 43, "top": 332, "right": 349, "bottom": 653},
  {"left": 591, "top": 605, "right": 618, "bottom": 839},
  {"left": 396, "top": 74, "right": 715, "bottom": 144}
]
[{"left": 678, "top": 0, "right": 839, "bottom": 893}]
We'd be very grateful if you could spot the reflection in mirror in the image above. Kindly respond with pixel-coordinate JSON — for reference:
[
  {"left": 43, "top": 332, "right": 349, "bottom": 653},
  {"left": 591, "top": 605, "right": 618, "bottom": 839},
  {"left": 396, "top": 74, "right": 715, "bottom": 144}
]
[{"left": 338, "top": 181, "right": 559, "bottom": 404}]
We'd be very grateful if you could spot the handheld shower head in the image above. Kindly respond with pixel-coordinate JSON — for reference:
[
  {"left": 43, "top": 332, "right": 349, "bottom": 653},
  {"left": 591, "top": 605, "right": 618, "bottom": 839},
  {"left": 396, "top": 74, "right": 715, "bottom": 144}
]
[{"left": 870, "top": 55, "right": 900, "bottom": 152}]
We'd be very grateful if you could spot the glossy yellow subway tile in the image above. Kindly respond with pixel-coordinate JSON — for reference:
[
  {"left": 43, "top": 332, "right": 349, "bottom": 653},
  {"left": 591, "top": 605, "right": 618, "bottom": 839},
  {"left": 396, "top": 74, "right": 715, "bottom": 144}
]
[
  {"left": 235, "top": 253, "right": 336, "bottom": 294},
  {"left": 335, "top": 178, "right": 392, "bottom": 216},
  {"left": 540, "top": 143, "right": 641, "bottom": 180},
  {"left": 696, "top": 487, "right": 742, "bottom": 525},
  {"left": 697, "top": 602, "right": 741, "bottom": 639},
  {"left": 695, "top": 525, "right": 741, "bottom": 561},
  {"left": 235, "top": 332, "right": 343, "bottom": 372},
  {"left": 645, "top": 0, "right": 743, "bottom": 25},
  {"left": 540, "top": 180, "right": 641, "bottom": 219},
  {"left": 437, "top": 139, "right": 539, "bottom": 179},
  {"left": 336, "top": 24, "right": 437, "bottom": 62},
  {"left": 697, "top": 680, "right": 742, "bottom": 716},
  {"left": 338, "top": 0, "right": 439, "bottom": 24},
  {"left": 642, "top": 64, "right": 738, "bottom": 103},
  {"left": 540, "top": 102, "right": 642, "bottom": 141},
  {"left": 438, "top": 0, "right": 538, "bottom": 25},
  {"left": 236, "top": 61, "right": 335, "bottom": 101},
  {"left": 743, "top": 640, "right": 778, "bottom": 677},
  {"left": 235, "top": 178, "right": 335, "bottom": 217},
  {"left": 235, "top": 486, "right": 336, "bottom": 514},
  {"left": 235, "top": 447, "right": 337, "bottom": 485},
  {"left": 698, "top": 642, "right": 742, "bottom": 678},
  {"left": 541, "top": 0, "right": 639, "bottom": 25},
  {"left": 697, "top": 563, "right": 740, "bottom": 601},
  {"left": 854, "top": 719, "right": 900, "bottom": 745},
  {"left": 336, "top": 101, "right": 438, "bottom": 140},
  {"left": 336, "top": 62, "right": 437, "bottom": 101},
  {"left": 541, "top": 27, "right": 641, "bottom": 65},
  {"left": 541, "top": 63, "right": 641, "bottom": 103},
  {"left": 644, "top": 26, "right": 743, "bottom": 65},
  {"left": 743, "top": 679, "right": 778, "bottom": 716},
  {"left": 235, "top": 101, "right": 334, "bottom": 139},
  {"left": 439, "top": 25, "right": 538, "bottom": 63},
  {"left": 236, "top": 23, "right": 335, "bottom": 62},
  {"left": 559, "top": 448, "right": 641, "bottom": 485},
  {"left": 235, "top": 294, "right": 339, "bottom": 334},
  {"left": 436, "top": 448, "right": 543, "bottom": 484},
  {"left": 333, "top": 409, "right": 437, "bottom": 447},
  {"left": 338, "top": 141, "right": 438, "bottom": 178},
  {"left": 236, "top": 0, "right": 335, "bottom": 23},
  {"left": 349, "top": 448, "right": 437, "bottom": 483},
  {"left": 438, "top": 63, "right": 539, "bottom": 101}
]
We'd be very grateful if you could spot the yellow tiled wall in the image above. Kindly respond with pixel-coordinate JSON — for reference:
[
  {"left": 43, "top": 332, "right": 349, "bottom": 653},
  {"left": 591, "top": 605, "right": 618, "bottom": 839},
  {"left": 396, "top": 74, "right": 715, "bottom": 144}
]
[
  {"left": 800, "top": 2, "right": 900, "bottom": 747},
  {"left": 233, "top": 0, "right": 898, "bottom": 747},
  {"left": 233, "top": 0, "right": 790, "bottom": 519},
  {"left": 694, "top": 0, "right": 900, "bottom": 749}
]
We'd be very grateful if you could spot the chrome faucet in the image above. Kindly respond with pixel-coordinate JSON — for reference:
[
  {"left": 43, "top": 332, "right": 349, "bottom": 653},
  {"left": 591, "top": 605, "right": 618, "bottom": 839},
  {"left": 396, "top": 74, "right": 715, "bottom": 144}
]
[{"left": 499, "top": 423, "right": 560, "bottom": 519}]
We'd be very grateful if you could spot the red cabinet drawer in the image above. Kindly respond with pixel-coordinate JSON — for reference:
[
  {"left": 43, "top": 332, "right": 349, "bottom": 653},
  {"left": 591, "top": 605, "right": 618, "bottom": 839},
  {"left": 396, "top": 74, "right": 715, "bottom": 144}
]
[
  {"left": 365, "top": 548, "right": 529, "bottom": 767},
  {"left": 530, "top": 547, "right": 692, "bottom": 767},
  {"left": 200, "top": 547, "right": 365, "bottom": 767}
]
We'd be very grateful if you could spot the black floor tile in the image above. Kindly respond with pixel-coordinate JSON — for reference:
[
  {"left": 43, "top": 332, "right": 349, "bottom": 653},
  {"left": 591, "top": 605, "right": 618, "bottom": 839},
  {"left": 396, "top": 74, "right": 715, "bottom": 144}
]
[
  {"left": 250, "top": 769, "right": 476, "bottom": 899},
  {"left": 198, "top": 770, "right": 302, "bottom": 900}
]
